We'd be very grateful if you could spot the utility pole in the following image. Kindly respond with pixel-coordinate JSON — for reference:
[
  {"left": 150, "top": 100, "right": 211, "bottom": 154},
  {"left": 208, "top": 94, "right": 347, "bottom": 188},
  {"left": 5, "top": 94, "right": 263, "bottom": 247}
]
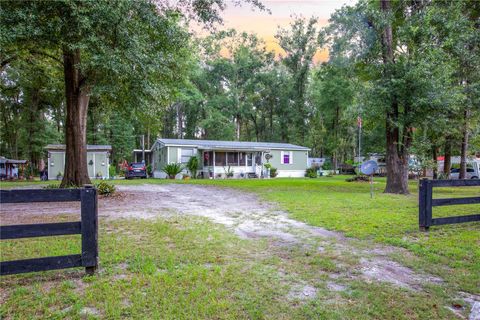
[
  {"left": 357, "top": 116, "right": 362, "bottom": 163},
  {"left": 141, "top": 135, "right": 145, "bottom": 163}
]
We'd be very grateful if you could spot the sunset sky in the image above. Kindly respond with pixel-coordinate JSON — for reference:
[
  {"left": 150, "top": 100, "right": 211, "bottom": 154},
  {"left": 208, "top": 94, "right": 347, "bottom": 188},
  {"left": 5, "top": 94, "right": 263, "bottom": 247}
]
[{"left": 212, "top": 0, "right": 357, "bottom": 63}]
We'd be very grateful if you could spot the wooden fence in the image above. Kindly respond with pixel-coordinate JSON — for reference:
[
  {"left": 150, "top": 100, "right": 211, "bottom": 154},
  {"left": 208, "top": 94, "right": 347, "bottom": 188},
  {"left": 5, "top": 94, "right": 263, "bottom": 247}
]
[
  {"left": 419, "top": 179, "right": 480, "bottom": 230},
  {"left": 0, "top": 186, "right": 98, "bottom": 275}
]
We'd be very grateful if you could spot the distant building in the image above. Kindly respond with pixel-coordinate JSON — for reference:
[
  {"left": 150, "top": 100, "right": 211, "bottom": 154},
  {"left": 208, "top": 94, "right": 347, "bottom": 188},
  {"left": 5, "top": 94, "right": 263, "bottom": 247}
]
[
  {"left": 0, "top": 157, "right": 28, "bottom": 179},
  {"left": 45, "top": 144, "right": 112, "bottom": 180}
]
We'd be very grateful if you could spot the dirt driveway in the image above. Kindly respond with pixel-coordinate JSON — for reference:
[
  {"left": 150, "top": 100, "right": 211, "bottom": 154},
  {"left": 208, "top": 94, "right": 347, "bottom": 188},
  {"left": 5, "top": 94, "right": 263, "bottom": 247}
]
[{"left": 1, "top": 184, "right": 479, "bottom": 318}]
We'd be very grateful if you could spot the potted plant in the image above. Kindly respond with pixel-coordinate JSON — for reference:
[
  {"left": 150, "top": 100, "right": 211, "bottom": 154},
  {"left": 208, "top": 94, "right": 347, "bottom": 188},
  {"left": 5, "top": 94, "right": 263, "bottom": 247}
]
[
  {"left": 162, "top": 163, "right": 183, "bottom": 179},
  {"left": 182, "top": 173, "right": 190, "bottom": 180},
  {"left": 96, "top": 171, "right": 103, "bottom": 179},
  {"left": 56, "top": 171, "right": 63, "bottom": 180}
]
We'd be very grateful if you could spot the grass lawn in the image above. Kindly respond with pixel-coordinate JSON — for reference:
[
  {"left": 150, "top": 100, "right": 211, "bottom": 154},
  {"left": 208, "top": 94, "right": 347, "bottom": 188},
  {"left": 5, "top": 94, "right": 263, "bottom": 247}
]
[{"left": 1, "top": 176, "right": 478, "bottom": 319}]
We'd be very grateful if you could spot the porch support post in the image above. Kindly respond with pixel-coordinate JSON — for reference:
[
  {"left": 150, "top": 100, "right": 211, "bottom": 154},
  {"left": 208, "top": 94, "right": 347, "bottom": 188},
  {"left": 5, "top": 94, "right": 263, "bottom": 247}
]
[{"left": 213, "top": 151, "right": 216, "bottom": 179}]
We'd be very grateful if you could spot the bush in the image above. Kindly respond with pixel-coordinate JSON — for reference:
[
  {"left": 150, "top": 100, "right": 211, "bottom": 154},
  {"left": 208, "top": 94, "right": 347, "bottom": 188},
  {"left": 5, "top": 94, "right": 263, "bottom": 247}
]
[
  {"left": 322, "top": 160, "right": 332, "bottom": 170},
  {"left": 186, "top": 156, "right": 199, "bottom": 178},
  {"left": 95, "top": 181, "right": 116, "bottom": 196},
  {"left": 305, "top": 167, "right": 317, "bottom": 178},
  {"left": 43, "top": 183, "right": 60, "bottom": 189},
  {"left": 162, "top": 163, "right": 183, "bottom": 179},
  {"left": 109, "top": 165, "right": 116, "bottom": 178},
  {"left": 146, "top": 164, "right": 153, "bottom": 177},
  {"left": 345, "top": 175, "right": 370, "bottom": 182},
  {"left": 270, "top": 167, "right": 278, "bottom": 178},
  {"left": 224, "top": 166, "right": 234, "bottom": 178}
]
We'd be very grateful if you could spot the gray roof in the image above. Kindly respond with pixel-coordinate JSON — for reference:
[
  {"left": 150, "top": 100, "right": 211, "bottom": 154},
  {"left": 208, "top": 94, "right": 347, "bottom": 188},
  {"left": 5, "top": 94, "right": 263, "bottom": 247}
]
[
  {"left": 45, "top": 144, "right": 112, "bottom": 151},
  {"left": 0, "top": 157, "right": 27, "bottom": 164},
  {"left": 156, "top": 139, "right": 310, "bottom": 151}
]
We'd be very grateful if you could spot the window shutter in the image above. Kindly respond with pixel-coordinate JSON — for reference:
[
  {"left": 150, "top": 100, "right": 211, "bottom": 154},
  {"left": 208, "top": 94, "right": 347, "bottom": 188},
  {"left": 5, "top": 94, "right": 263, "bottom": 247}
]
[
  {"left": 281, "top": 151, "right": 284, "bottom": 164},
  {"left": 290, "top": 151, "right": 293, "bottom": 164}
]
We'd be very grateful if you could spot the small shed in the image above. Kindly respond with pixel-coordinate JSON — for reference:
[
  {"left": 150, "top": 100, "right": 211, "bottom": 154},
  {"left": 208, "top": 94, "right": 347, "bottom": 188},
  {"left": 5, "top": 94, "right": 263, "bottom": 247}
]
[
  {"left": 45, "top": 144, "right": 112, "bottom": 180},
  {"left": 0, "top": 157, "right": 28, "bottom": 179}
]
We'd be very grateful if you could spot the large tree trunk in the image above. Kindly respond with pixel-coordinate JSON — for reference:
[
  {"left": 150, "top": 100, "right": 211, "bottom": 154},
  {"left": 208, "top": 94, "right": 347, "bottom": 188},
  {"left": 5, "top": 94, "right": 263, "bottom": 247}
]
[
  {"left": 459, "top": 108, "right": 470, "bottom": 179},
  {"left": 61, "top": 49, "right": 91, "bottom": 187},
  {"left": 381, "top": 0, "right": 409, "bottom": 194}
]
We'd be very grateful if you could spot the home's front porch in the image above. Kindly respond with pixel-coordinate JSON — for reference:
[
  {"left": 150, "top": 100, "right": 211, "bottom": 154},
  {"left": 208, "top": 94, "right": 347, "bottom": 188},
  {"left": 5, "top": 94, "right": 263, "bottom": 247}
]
[{"left": 200, "top": 149, "right": 267, "bottom": 179}]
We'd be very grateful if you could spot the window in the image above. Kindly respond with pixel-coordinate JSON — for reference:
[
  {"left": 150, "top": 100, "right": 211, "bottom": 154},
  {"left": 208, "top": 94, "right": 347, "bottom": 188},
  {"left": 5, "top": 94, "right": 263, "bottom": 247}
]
[
  {"left": 227, "top": 152, "right": 239, "bottom": 166},
  {"left": 255, "top": 153, "right": 262, "bottom": 165},
  {"left": 215, "top": 152, "right": 226, "bottom": 166},
  {"left": 239, "top": 152, "right": 246, "bottom": 166},
  {"left": 180, "top": 148, "right": 195, "bottom": 163},
  {"left": 281, "top": 151, "right": 293, "bottom": 164},
  {"left": 246, "top": 153, "right": 253, "bottom": 166}
]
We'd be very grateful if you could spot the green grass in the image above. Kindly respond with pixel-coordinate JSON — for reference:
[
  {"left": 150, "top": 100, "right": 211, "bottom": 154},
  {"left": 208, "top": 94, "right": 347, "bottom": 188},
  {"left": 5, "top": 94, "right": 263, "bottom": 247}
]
[
  {"left": 0, "top": 218, "right": 458, "bottom": 319},
  {"left": 1, "top": 176, "right": 478, "bottom": 319}
]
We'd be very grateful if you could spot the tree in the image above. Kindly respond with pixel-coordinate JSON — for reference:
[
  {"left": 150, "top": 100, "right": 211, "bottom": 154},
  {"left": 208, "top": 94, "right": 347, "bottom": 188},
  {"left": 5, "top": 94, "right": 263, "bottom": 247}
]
[
  {"left": 276, "top": 17, "right": 320, "bottom": 144},
  {"left": 2, "top": 0, "right": 264, "bottom": 187}
]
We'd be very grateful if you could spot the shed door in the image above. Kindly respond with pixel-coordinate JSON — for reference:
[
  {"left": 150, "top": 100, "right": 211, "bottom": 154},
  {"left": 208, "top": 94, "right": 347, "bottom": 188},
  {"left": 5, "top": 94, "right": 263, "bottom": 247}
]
[{"left": 87, "top": 153, "right": 94, "bottom": 178}]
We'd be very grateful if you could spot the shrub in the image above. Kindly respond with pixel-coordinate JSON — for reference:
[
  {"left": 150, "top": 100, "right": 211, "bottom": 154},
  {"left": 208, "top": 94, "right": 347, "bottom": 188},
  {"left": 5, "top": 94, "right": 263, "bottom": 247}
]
[
  {"left": 224, "top": 166, "right": 234, "bottom": 178},
  {"left": 43, "top": 183, "right": 60, "bottom": 189},
  {"left": 270, "top": 167, "right": 278, "bottom": 178},
  {"left": 345, "top": 175, "right": 369, "bottom": 182},
  {"left": 146, "top": 164, "right": 153, "bottom": 177},
  {"left": 109, "top": 165, "right": 116, "bottom": 178},
  {"left": 322, "top": 160, "right": 332, "bottom": 170},
  {"left": 186, "top": 156, "right": 199, "bottom": 178},
  {"left": 162, "top": 163, "right": 183, "bottom": 179},
  {"left": 305, "top": 167, "right": 317, "bottom": 178},
  {"left": 95, "top": 181, "right": 116, "bottom": 196}
]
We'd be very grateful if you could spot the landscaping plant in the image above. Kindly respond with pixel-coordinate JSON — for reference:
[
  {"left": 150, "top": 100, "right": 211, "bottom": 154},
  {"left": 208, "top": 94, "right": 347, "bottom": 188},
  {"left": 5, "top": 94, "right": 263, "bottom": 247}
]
[
  {"left": 186, "top": 156, "right": 199, "bottom": 178},
  {"left": 305, "top": 167, "right": 317, "bottom": 178},
  {"left": 95, "top": 181, "right": 116, "bottom": 196},
  {"left": 162, "top": 163, "right": 183, "bottom": 179}
]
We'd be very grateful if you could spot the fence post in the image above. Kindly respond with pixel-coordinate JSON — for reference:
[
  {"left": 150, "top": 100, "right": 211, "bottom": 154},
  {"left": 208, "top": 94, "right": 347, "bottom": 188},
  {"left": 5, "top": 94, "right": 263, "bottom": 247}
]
[
  {"left": 424, "top": 180, "right": 433, "bottom": 230},
  {"left": 419, "top": 178, "right": 427, "bottom": 231},
  {"left": 81, "top": 184, "right": 98, "bottom": 275}
]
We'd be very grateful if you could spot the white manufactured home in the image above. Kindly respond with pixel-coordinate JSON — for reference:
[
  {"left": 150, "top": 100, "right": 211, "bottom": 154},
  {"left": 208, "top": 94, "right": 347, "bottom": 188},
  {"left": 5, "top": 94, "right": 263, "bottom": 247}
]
[{"left": 151, "top": 139, "right": 310, "bottom": 179}]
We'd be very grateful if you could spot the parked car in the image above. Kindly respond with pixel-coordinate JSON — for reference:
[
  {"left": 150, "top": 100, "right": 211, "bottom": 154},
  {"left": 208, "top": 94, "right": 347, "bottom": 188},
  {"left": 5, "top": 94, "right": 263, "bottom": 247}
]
[
  {"left": 450, "top": 160, "right": 479, "bottom": 179},
  {"left": 125, "top": 162, "right": 147, "bottom": 179}
]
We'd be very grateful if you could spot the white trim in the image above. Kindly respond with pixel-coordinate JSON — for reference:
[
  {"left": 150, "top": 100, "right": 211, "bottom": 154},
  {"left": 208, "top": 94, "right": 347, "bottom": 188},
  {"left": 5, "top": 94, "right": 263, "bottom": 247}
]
[
  {"left": 290, "top": 151, "right": 293, "bottom": 164},
  {"left": 281, "top": 151, "right": 284, "bottom": 164},
  {"left": 160, "top": 143, "right": 310, "bottom": 151},
  {"left": 167, "top": 147, "right": 170, "bottom": 164}
]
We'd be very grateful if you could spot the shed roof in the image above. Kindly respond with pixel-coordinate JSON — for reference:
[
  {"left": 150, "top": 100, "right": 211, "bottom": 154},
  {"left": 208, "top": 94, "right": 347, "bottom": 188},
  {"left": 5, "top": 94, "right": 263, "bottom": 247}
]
[
  {"left": 156, "top": 139, "right": 310, "bottom": 151},
  {"left": 45, "top": 144, "right": 112, "bottom": 151},
  {"left": 0, "top": 157, "right": 28, "bottom": 164}
]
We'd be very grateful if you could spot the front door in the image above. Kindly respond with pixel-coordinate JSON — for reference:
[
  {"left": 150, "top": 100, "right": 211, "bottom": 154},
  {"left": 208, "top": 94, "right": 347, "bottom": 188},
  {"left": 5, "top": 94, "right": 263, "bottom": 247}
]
[{"left": 246, "top": 153, "right": 254, "bottom": 172}]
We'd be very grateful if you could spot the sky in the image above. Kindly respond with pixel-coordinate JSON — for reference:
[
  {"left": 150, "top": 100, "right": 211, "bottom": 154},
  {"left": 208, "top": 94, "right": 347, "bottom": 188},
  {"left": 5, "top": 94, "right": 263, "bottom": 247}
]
[{"left": 211, "top": 0, "right": 357, "bottom": 63}]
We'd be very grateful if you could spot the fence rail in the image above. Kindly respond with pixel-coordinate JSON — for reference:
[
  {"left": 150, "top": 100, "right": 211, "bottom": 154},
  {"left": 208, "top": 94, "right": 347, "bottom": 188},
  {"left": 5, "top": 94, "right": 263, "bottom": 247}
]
[
  {"left": 0, "top": 186, "right": 98, "bottom": 276},
  {"left": 419, "top": 179, "right": 480, "bottom": 230}
]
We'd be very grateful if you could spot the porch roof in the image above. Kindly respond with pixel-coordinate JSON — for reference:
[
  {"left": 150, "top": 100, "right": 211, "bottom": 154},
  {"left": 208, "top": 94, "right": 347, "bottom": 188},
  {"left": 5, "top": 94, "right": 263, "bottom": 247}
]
[{"left": 156, "top": 139, "right": 310, "bottom": 151}]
